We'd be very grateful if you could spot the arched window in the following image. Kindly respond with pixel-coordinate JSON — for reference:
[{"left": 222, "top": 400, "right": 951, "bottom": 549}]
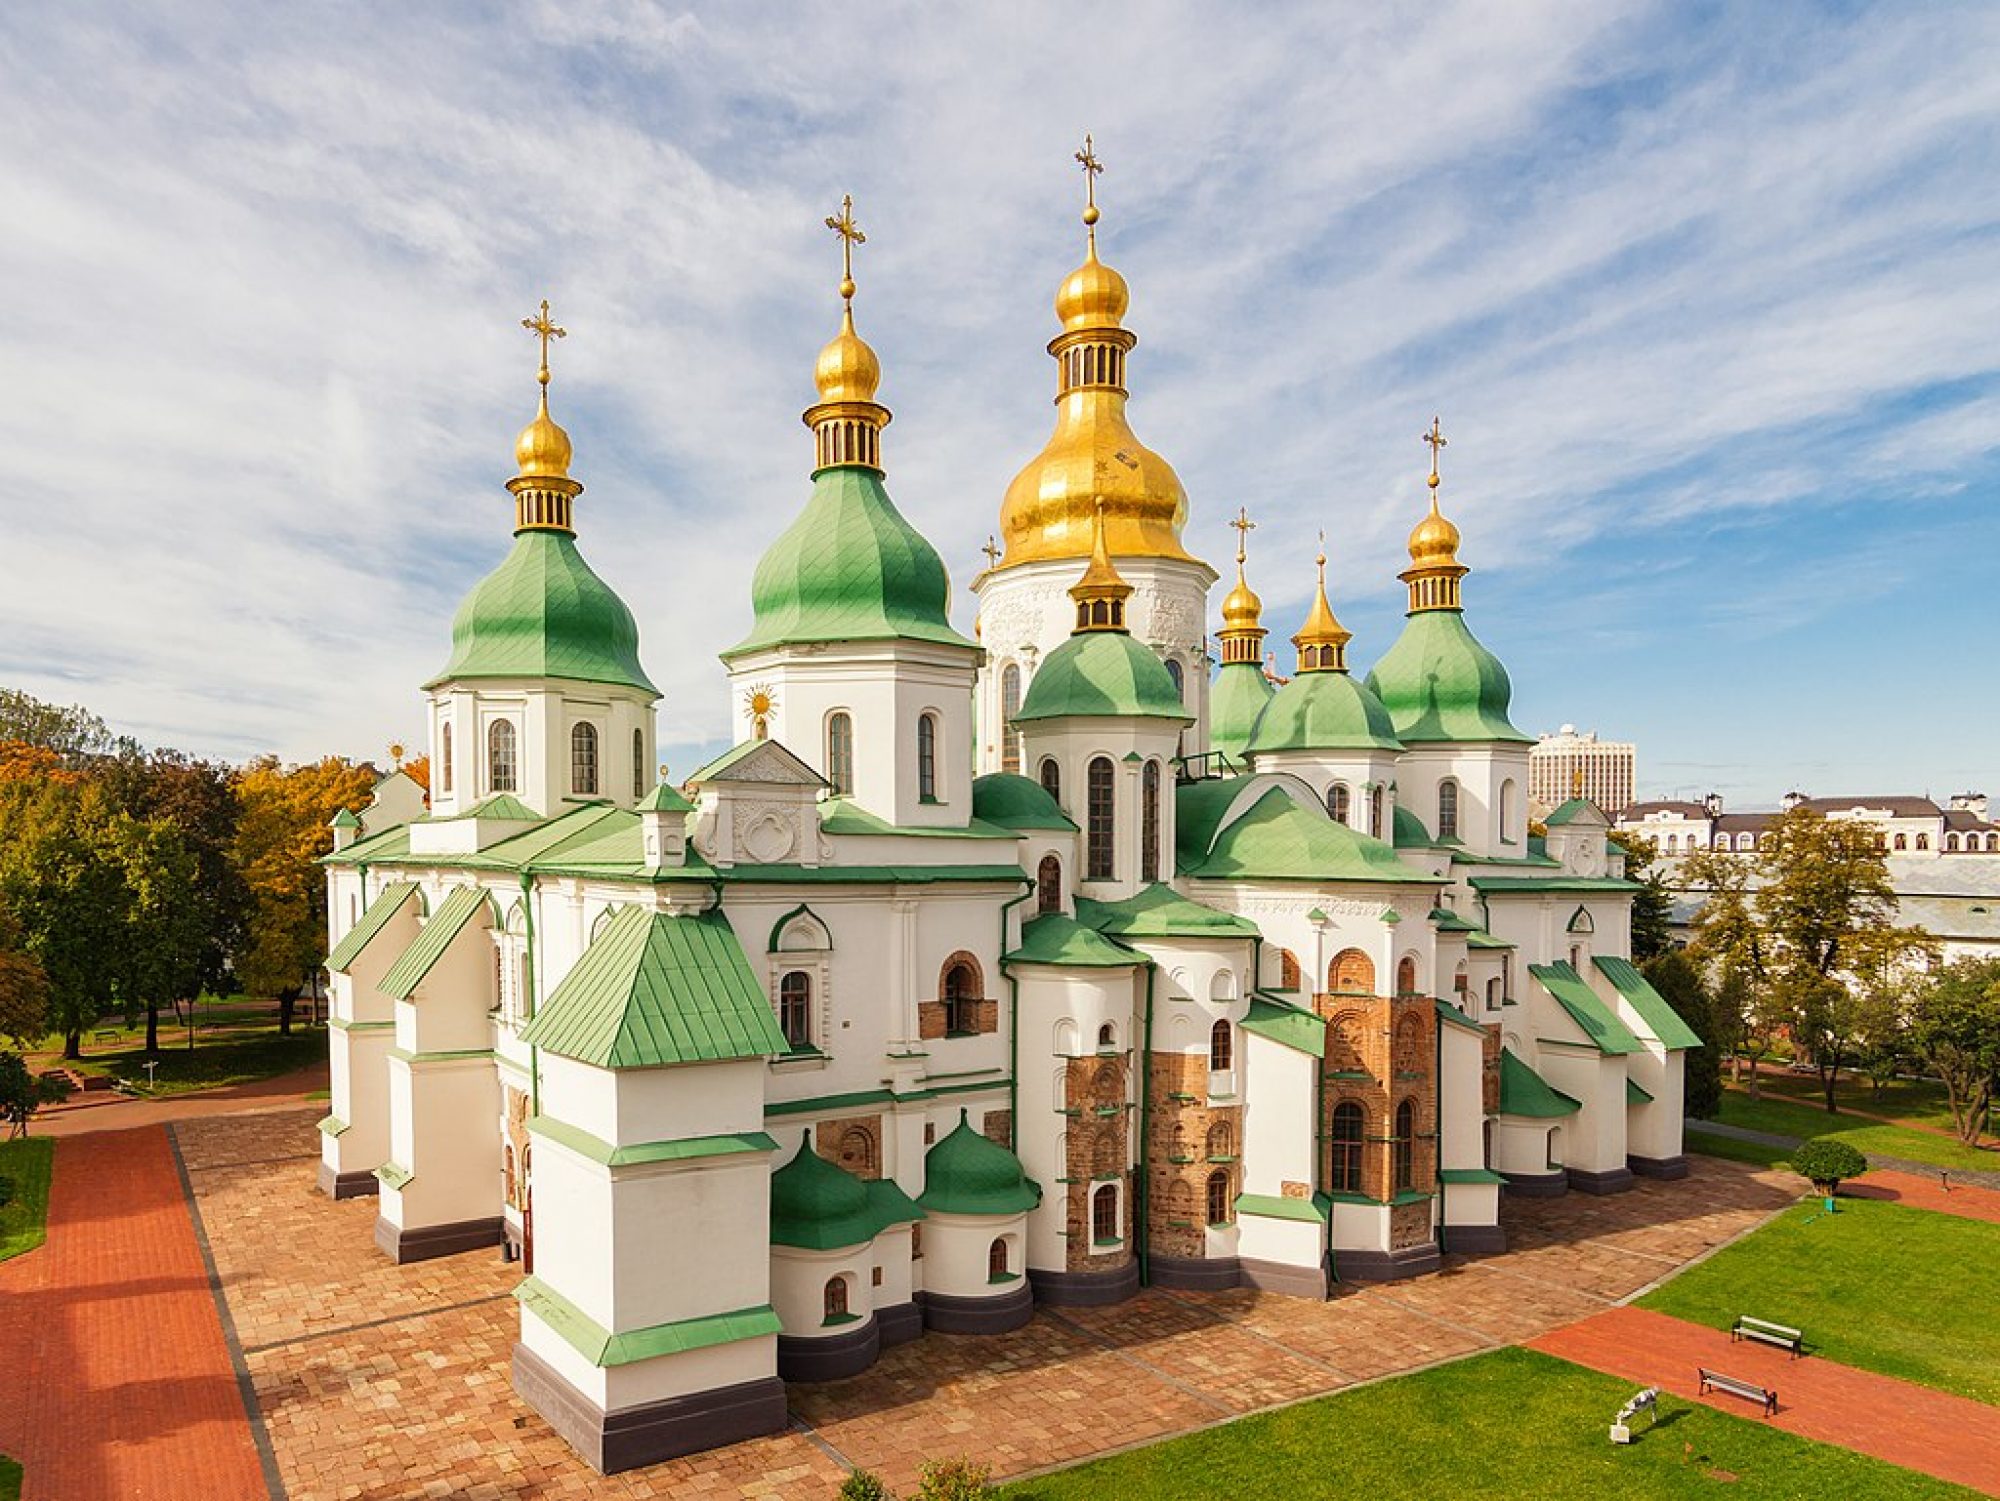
[
  {"left": 1205, "top": 1120, "right": 1234, "bottom": 1159},
  {"left": 1206, "top": 1169, "right": 1233, "bottom": 1225},
  {"left": 1739, "top": 833, "right": 1757, "bottom": 851},
  {"left": 1988, "top": 833, "right": 1999, "bottom": 852},
  {"left": 1499, "top": 779, "right": 1516, "bottom": 840},
  {"left": 1141, "top": 760, "right": 1161, "bottom": 883},
  {"left": 1396, "top": 956, "right": 1418, "bottom": 997},
  {"left": 917, "top": 713, "right": 939, "bottom": 801},
  {"left": 632, "top": 728, "right": 646, "bottom": 801},
  {"left": 1208, "top": 1019, "right": 1232, "bottom": 1072},
  {"left": 1091, "top": 1183, "right": 1119, "bottom": 1244},
  {"left": 1393, "top": 1099, "right": 1416, "bottom": 1192},
  {"left": 1714, "top": 833, "right": 1729, "bottom": 849},
  {"left": 1330, "top": 1102, "right": 1364, "bottom": 1193},
  {"left": 1278, "top": 948, "right": 1302, "bottom": 992},
  {"left": 1086, "top": 756, "right": 1115, "bottom": 880},
  {"left": 1370, "top": 785, "right": 1384, "bottom": 838},
  {"left": 1000, "top": 666, "right": 1022, "bottom": 774},
  {"left": 1438, "top": 780, "right": 1459, "bottom": 840},
  {"left": 942, "top": 958, "right": 981, "bottom": 1035},
  {"left": 826, "top": 712, "right": 854, "bottom": 797},
  {"left": 1916, "top": 833, "right": 1929, "bottom": 850},
  {"left": 1037, "top": 854, "right": 1063, "bottom": 914},
  {"left": 488, "top": 719, "right": 517, "bottom": 793},
  {"left": 823, "top": 1277, "right": 848, "bottom": 1322},
  {"left": 778, "top": 970, "right": 813, "bottom": 1050},
  {"left": 988, "top": 1237, "right": 1010, "bottom": 1280},
  {"left": 1893, "top": 833, "right": 1908, "bottom": 850},
  {"left": 439, "top": 722, "right": 453, "bottom": 794},
  {"left": 1164, "top": 658, "right": 1185, "bottom": 701},
  {"left": 1329, "top": 948, "right": 1374, "bottom": 996},
  {"left": 1947, "top": 833, "right": 1961, "bottom": 852},
  {"left": 1485, "top": 976, "right": 1501, "bottom": 1011},
  {"left": 1097, "top": 1020, "right": 1117, "bottom": 1049},
  {"left": 570, "top": 722, "right": 599, "bottom": 795},
  {"left": 1039, "top": 757, "right": 1062, "bottom": 804},
  {"left": 1327, "top": 783, "right": 1350, "bottom": 824}
]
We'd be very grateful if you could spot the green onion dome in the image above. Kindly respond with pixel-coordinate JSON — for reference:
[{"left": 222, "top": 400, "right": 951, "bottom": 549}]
[
  {"left": 918, "top": 1110, "right": 1042, "bottom": 1216},
  {"left": 971, "top": 773, "right": 1076, "bottom": 830},
  {"left": 1245, "top": 668, "right": 1402, "bottom": 756},
  {"left": 1014, "top": 631, "right": 1189, "bottom": 723},
  {"left": 1209, "top": 661, "right": 1274, "bottom": 763},
  {"left": 767, "top": 1133, "right": 921, "bottom": 1250},
  {"left": 1363, "top": 610, "right": 1528, "bottom": 744},
  {"left": 425, "top": 530, "right": 655, "bottom": 693}
]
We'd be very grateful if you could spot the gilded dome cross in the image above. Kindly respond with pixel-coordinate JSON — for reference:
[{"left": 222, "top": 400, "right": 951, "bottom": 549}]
[
  {"left": 1229, "top": 506, "right": 1256, "bottom": 565},
  {"left": 1423, "top": 415, "right": 1448, "bottom": 486},
  {"left": 825, "top": 194, "right": 866, "bottom": 303},
  {"left": 980, "top": 535, "right": 1002, "bottom": 568},
  {"left": 522, "top": 299, "right": 566, "bottom": 388},
  {"left": 1074, "top": 133, "right": 1104, "bottom": 237}
]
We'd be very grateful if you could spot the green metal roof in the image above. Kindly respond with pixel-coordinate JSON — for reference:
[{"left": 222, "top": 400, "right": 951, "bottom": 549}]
[
  {"left": 329, "top": 807, "right": 361, "bottom": 829},
  {"left": 1245, "top": 669, "right": 1403, "bottom": 755},
  {"left": 519, "top": 906, "right": 789, "bottom": 1069},
  {"left": 325, "top": 882, "right": 419, "bottom": 973},
  {"left": 817, "top": 799, "right": 1019, "bottom": 840},
  {"left": 430, "top": 792, "right": 542, "bottom": 823},
  {"left": 1543, "top": 797, "right": 1605, "bottom": 827},
  {"left": 1626, "top": 1076, "right": 1655, "bottom": 1104},
  {"left": 1470, "top": 875, "right": 1640, "bottom": 893},
  {"left": 1363, "top": 609, "right": 1528, "bottom": 744},
  {"left": 1006, "top": 913, "right": 1140, "bottom": 968},
  {"left": 515, "top": 1276, "right": 780, "bottom": 1368},
  {"left": 1593, "top": 956, "right": 1704, "bottom": 1050},
  {"left": 1209, "top": 660, "right": 1274, "bottom": 762},
  {"left": 1187, "top": 787, "right": 1435, "bottom": 885},
  {"left": 1465, "top": 928, "right": 1515, "bottom": 950},
  {"left": 320, "top": 821, "right": 414, "bottom": 867},
  {"left": 379, "top": 885, "right": 491, "bottom": 1001},
  {"left": 1077, "top": 883, "right": 1258, "bottom": 939},
  {"left": 1497, "top": 1048, "right": 1581, "bottom": 1117},
  {"left": 1014, "top": 630, "right": 1190, "bottom": 724},
  {"left": 725, "top": 466, "right": 972, "bottom": 656},
  {"left": 1529, "top": 961, "right": 1645, "bottom": 1055},
  {"left": 971, "top": 773, "right": 1077, "bottom": 832},
  {"left": 1241, "top": 995, "right": 1325, "bottom": 1056},
  {"left": 1430, "top": 906, "right": 1479, "bottom": 932},
  {"left": 637, "top": 782, "right": 694, "bottom": 813},
  {"left": 1394, "top": 804, "right": 1435, "bottom": 850},
  {"left": 1174, "top": 776, "right": 1262, "bottom": 866},
  {"left": 1435, "top": 997, "right": 1486, "bottom": 1034},
  {"left": 769, "top": 1133, "right": 925, "bottom": 1249},
  {"left": 426, "top": 530, "right": 656, "bottom": 694},
  {"left": 918, "top": 1110, "right": 1042, "bottom": 1216}
]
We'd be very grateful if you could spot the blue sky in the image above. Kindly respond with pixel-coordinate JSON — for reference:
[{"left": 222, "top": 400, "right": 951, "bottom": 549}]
[{"left": 0, "top": 1, "right": 1994, "bottom": 806}]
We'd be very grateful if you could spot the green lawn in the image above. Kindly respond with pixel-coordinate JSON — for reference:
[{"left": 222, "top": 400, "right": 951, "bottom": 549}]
[
  {"left": 1638, "top": 1197, "right": 2000, "bottom": 1405},
  {"left": 0, "top": 1455, "right": 20, "bottom": 1501},
  {"left": 1714, "top": 1090, "right": 1996, "bottom": 1175},
  {"left": 61, "top": 1027, "right": 325, "bottom": 1096},
  {"left": 0, "top": 1138, "right": 55, "bottom": 1263},
  {"left": 1751, "top": 1074, "right": 1974, "bottom": 1139},
  {"left": 998, "top": 1347, "right": 1973, "bottom": 1500},
  {"left": 1686, "top": 1128, "right": 1790, "bottom": 1169}
]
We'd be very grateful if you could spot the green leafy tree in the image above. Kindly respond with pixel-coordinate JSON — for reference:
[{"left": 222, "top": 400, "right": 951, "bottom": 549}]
[
  {"left": 1905, "top": 956, "right": 2000, "bottom": 1147},
  {"left": 0, "top": 778, "right": 129, "bottom": 1057},
  {"left": 0, "top": 688, "right": 132, "bottom": 765},
  {"left": 1790, "top": 1137, "right": 1867, "bottom": 1194},
  {"left": 1641, "top": 949, "right": 1720, "bottom": 1119},
  {"left": 1680, "top": 848, "right": 1782, "bottom": 1095},
  {"left": 0, "top": 922, "right": 50, "bottom": 1049},
  {"left": 0, "top": 1050, "right": 71, "bottom": 1137},
  {"left": 106, "top": 815, "right": 207, "bottom": 1054},
  {"left": 1610, "top": 829, "right": 1675, "bottom": 963}
]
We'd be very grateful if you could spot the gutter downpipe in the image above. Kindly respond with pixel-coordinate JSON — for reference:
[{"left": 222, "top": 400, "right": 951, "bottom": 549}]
[
  {"left": 519, "top": 872, "right": 539, "bottom": 1118},
  {"left": 999, "top": 880, "right": 1035, "bottom": 1130},
  {"left": 1137, "top": 958, "right": 1156, "bottom": 1289},
  {"left": 1434, "top": 998, "right": 1446, "bottom": 1258}
]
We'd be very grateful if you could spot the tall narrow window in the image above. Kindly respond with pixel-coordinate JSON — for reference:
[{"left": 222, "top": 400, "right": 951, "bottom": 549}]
[
  {"left": 1039, "top": 757, "right": 1062, "bottom": 804},
  {"left": 1086, "top": 756, "right": 1115, "bottom": 880},
  {"left": 917, "top": 713, "right": 938, "bottom": 801},
  {"left": 1091, "top": 1184, "right": 1119, "bottom": 1244},
  {"left": 823, "top": 1277, "right": 848, "bottom": 1321},
  {"left": 1206, "top": 1169, "right": 1233, "bottom": 1225},
  {"left": 1278, "top": 948, "right": 1301, "bottom": 991},
  {"left": 1208, "top": 1019, "right": 1232, "bottom": 1072},
  {"left": 632, "top": 728, "right": 646, "bottom": 801},
  {"left": 988, "top": 1237, "right": 1010, "bottom": 1279},
  {"left": 942, "top": 960, "right": 979, "bottom": 1035},
  {"left": 1000, "top": 666, "right": 1022, "bottom": 774},
  {"left": 1164, "top": 659, "right": 1185, "bottom": 701},
  {"left": 1369, "top": 785, "right": 1384, "bottom": 838},
  {"left": 778, "top": 970, "right": 813, "bottom": 1050},
  {"left": 570, "top": 723, "right": 599, "bottom": 795},
  {"left": 439, "top": 722, "right": 453, "bottom": 794},
  {"left": 488, "top": 720, "right": 517, "bottom": 793},
  {"left": 1327, "top": 782, "right": 1349, "bottom": 824},
  {"left": 1397, "top": 956, "right": 1418, "bottom": 996},
  {"left": 1393, "top": 1099, "right": 1416, "bottom": 1192},
  {"left": 1037, "top": 854, "right": 1063, "bottom": 914},
  {"left": 1498, "top": 779, "right": 1515, "bottom": 841},
  {"left": 1141, "top": 760, "right": 1161, "bottom": 882},
  {"left": 1438, "top": 780, "right": 1459, "bottom": 839},
  {"left": 1331, "top": 1102, "right": 1364, "bottom": 1193},
  {"left": 827, "top": 712, "right": 854, "bottom": 797}
]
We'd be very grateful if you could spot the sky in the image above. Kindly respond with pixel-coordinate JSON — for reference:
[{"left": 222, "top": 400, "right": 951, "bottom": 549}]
[{"left": 1, "top": 1, "right": 1995, "bottom": 808}]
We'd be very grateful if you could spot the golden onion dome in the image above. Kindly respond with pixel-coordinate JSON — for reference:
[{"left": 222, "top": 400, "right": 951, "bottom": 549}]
[
  {"left": 1055, "top": 245, "right": 1130, "bottom": 332},
  {"left": 1221, "top": 571, "right": 1263, "bottom": 633},
  {"left": 1407, "top": 488, "right": 1462, "bottom": 567},
  {"left": 814, "top": 306, "right": 882, "bottom": 404},
  {"left": 514, "top": 392, "right": 573, "bottom": 480}
]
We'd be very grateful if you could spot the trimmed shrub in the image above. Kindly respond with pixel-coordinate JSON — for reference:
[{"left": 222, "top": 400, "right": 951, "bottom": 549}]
[
  {"left": 838, "top": 1472, "right": 896, "bottom": 1501},
  {"left": 914, "top": 1457, "right": 998, "bottom": 1501},
  {"left": 1790, "top": 1137, "right": 1868, "bottom": 1193}
]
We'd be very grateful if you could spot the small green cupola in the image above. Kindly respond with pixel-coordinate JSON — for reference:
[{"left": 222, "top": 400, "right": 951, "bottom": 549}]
[
  {"left": 1246, "top": 540, "right": 1401, "bottom": 756},
  {"left": 1211, "top": 506, "right": 1274, "bottom": 762},
  {"left": 770, "top": 1131, "right": 924, "bottom": 1250},
  {"left": 918, "top": 1110, "right": 1043, "bottom": 1215}
]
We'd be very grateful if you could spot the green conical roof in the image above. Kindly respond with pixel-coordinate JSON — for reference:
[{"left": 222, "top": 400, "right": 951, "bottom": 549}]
[
  {"left": 918, "top": 1110, "right": 1042, "bottom": 1215},
  {"left": 1246, "top": 669, "right": 1402, "bottom": 756},
  {"left": 1363, "top": 610, "right": 1527, "bottom": 744},
  {"left": 725, "top": 467, "right": 972, "bottom": 656},
  {"left": 426, "top": 531, "right": 655, "bottom": 694},
  {"left": 1015, "top": 631, "right": 1190, "bottom": 724},
  {"left": 1209, "top": 661, "right": 1274, "bottom": 762}
]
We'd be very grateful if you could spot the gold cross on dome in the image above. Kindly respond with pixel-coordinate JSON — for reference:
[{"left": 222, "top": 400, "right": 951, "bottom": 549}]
[
  {"left": 522, "top": 299, "right": 566, "bottom": 388},
  {"left": 1229, "top": 507, "right": 1256, "bottom": 565},
  {"left": 1075, "top": 133, "right": 1104, "bottom": 237},
  {"left": 1423, "top": 415, "right": 1448, "bottom": 483},
  {"left": 825, "top": 194, "right": 865, "bottom": 302},
  {"left": 981, "top": 535, "right": 1002, "bottom": 568}
]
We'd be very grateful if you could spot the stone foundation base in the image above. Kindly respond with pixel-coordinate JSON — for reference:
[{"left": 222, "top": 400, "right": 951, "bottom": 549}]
[
  {"left": 1239, "top": 1254, "right": 1332, "bottom": 1300},
  {"left": 512, "top": 1343, "right": 787, "bottom": 1475},
  {"left": 1501, "top": 1169, "right": 1568, "bottom": 1198},
  {"left": 1029, "top": 1258, "right": 1141, "bottom": 1307},
  {"left": 921, "top": 1278, "right": 1035, "bottom": 1334},
  {"left": 1567, "top": 1164, "right": 1637, "bottom": 1195},
  {"left": 317, "top": 1162, "right": 380, "bottom": 1200},
  {"left": 877, "top": 1299, "right": 923, "bottom": 1348},
  {"left": 778, "top": 1318, "right": 880, "bottom": 1382},
  {"left": 1629, "top": 1153, "right": 1691, "bottom": 1181},
  {"left": 374, "top": 1214, "right": 505, "bottom": 1264},
  {"left": 1336, "top": 1242, "right": 1441, "bottom": 1282},
  {"left": 1150, "top": 1253, "right": 1242, "bottom": 1293},
  {"left": 1442, "top": 1222, "right": 1507, "bottom": 1257}
]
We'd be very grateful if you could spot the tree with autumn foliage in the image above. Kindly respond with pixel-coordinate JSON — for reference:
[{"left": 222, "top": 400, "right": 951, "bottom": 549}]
[{"left": 231, "top": 756, "right": 376, "bottom": 1033}]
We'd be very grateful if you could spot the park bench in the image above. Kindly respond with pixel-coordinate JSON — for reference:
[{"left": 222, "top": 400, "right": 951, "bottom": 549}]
[
  {"left": 93, "top": 1028, "right": 120, "bottom": 1045},
  {"left": 1731, "top": 1315, "right": 1803, "bottom": 1357},
  {"left": 1698, "top": 1368, "right": 1778, "bottom": 1416}
]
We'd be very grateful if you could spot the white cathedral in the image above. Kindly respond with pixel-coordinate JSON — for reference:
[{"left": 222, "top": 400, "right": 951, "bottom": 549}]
[{"left": 318, "top": 170, "right": 1699, "bottom": 1474}]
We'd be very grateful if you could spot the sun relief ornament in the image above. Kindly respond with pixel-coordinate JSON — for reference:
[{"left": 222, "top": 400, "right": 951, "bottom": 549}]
[{"left": 744, "top": 684, "right": 778, "bottom": 741}]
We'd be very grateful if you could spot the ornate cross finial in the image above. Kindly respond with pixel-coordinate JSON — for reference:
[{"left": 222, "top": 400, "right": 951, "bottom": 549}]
[
  {"left": 1229, "top": 506, "right": 1256, "bottom": 566},
  {"left": 825, "top": 194, "right": 865, "bottom": 304},
  {"left": 1572, "top": 766, "right": 1585, "bottom": 798},
  {"left": 981, "top": 535, "right": 1002, "bottom": 568},
  {"left": 1315, "top": 527, "right": 1328, "bottom": 574},
  {"left": 1423, "top": 415, "right": 1448, "bottom": 489},
  {"left": 522, "top": 299, "right": 566, "bottom": 389},
  {"left": 1075, "top": 133, "right": 1104, "bottom": 243}
]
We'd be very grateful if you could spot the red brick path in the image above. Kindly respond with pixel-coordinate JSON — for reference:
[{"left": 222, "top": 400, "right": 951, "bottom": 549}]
[
  {"left": 0, "top": 1126, "right": 271, "bottom": 1500},
  {"left": 1529, "top": 1305, "right": 2000, "bottom": 1496},
  {"left": 1846, "top": 1168, "right": 2000, "bottom": 1224}
]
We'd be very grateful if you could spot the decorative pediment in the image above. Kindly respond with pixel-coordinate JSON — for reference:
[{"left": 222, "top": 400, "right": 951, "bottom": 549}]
[{"left": 689, "top": 738, "right": 827, "bottom": 788}]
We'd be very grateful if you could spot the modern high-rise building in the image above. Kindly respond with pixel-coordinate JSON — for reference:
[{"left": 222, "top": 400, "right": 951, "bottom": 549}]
[{"left": 1530, "top": 725, "right": 1635, "bottom": 816}]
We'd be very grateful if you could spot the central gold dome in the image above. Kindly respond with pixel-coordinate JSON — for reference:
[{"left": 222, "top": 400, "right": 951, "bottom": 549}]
[{"left": 514, "top": 392, "right": 573, "bottom": 480}]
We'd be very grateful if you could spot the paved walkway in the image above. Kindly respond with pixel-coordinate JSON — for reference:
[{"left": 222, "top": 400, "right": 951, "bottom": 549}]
[
  {"left": 1847, "top": 1168, "right": 2000, "bottom": 1224},
  {"left": 0, "top": 1126, "right": 273, "bottom": 1500},
  {"left": 35, "top": 1063, "right": 328, "bottom": 1139},
  {"left": 1530, "top": 1305, "right": 2000, "bottom": 1495},
  {"left": 1691, "top": 1115, "right": 2000, "bottom": 1191}
]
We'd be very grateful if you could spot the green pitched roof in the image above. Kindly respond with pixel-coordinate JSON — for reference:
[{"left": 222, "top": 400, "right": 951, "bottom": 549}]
[
  {"left": 1465, "top": 927, "right": 1515, "bottom": 950},
  {"left": 1209, "top": 660, "right": 1274, "bottom": 762},
  {"left": 1077, "top": 883, "right": 1258, "bottom": 939},
  {"left": 817, "top": 799, "right": 1019, "bottom": 840},
  {"left": 1245, "top": 669, "right": 1403, "bottom": 755},
  {"left": 1014, "top": 630, "right": 1190, "bottom": 724},
  {"left": 435, "top": 792, "right": 541, "bottom": 822},
  {"left": 1187, "top": 788, "right": 1435, "bottom": 885},
  {"left": 769, "top": 1133, "right": 924, "bottom": 1249},
  {"left": 379, "top": 885, "right": 491, "bottom": 1001},
  {"left": 1241, "top": 995, "right": 1325, "bottom": 1056},
  {"left": 329, "top": 807, "right": 361, "bottom": 830},
  {"left": 1626, "top": 1076, "right": 1655, "bottom": 1104},
  {"left": 1544, "top": 797, "right": 1606, "bottom": 827},
  {"left": 637, "top": 782, "right": 694, "bottom": 813},
  {"left": 520, "top": 906, "right": 788, "bottom": 1068},
  {"left": 1529, "top": 961, "right": 1645, "bottom": 1055},
  {"left": 1469, "top": 875, "right": 1639, "bottom": 893},
  {"left": 426, "top": 530, "right": 656, "bottom": 694},
  {"left": 319, "top": 820, "right": 414, "bottom": 867},
  {"left": 325, "top": 882, "right": 419, "bottom": 973},
  {"left": 1435, "top": 997, "right": 1486, "bottom": 1034},
  {"left": 1393, "top": 804, "right": 1434, "bottom": 850},
  {"left": 1497, "top": 1048, "right": 1581, "bottom": 1117},
  {"left": 1430, "top": 906, "right": 1479, "bottom": 932},
  {"left": 725, "top": 466, "right": 972, "bottom": 656},
  {"left": 1006, "top": 913, "right": 1139, "bottom": 968},
  {"left": 1593, "top": 956, "right": 1704, "bottom": 1050},
  {"left": 918, "top": 1110, "right": 1042, "bottom": 1215},
  {"left": 1175, "top": 776, "right": 1261, "bottom": 866},
  {"left": 1364, "top": 609, "right": 1528, "bottom": 744},
  {"left": 971, "top": 773, "right": 1077, "bottom": 831}
]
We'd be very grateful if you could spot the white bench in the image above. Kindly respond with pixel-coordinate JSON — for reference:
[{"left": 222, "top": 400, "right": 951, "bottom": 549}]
[
  {"left": 1731, "top": 1315, "right": 1803, "bottom": 1357},
  {"left": 1698, "top": 1367, "right": 1778, "bottom": 1416}
]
